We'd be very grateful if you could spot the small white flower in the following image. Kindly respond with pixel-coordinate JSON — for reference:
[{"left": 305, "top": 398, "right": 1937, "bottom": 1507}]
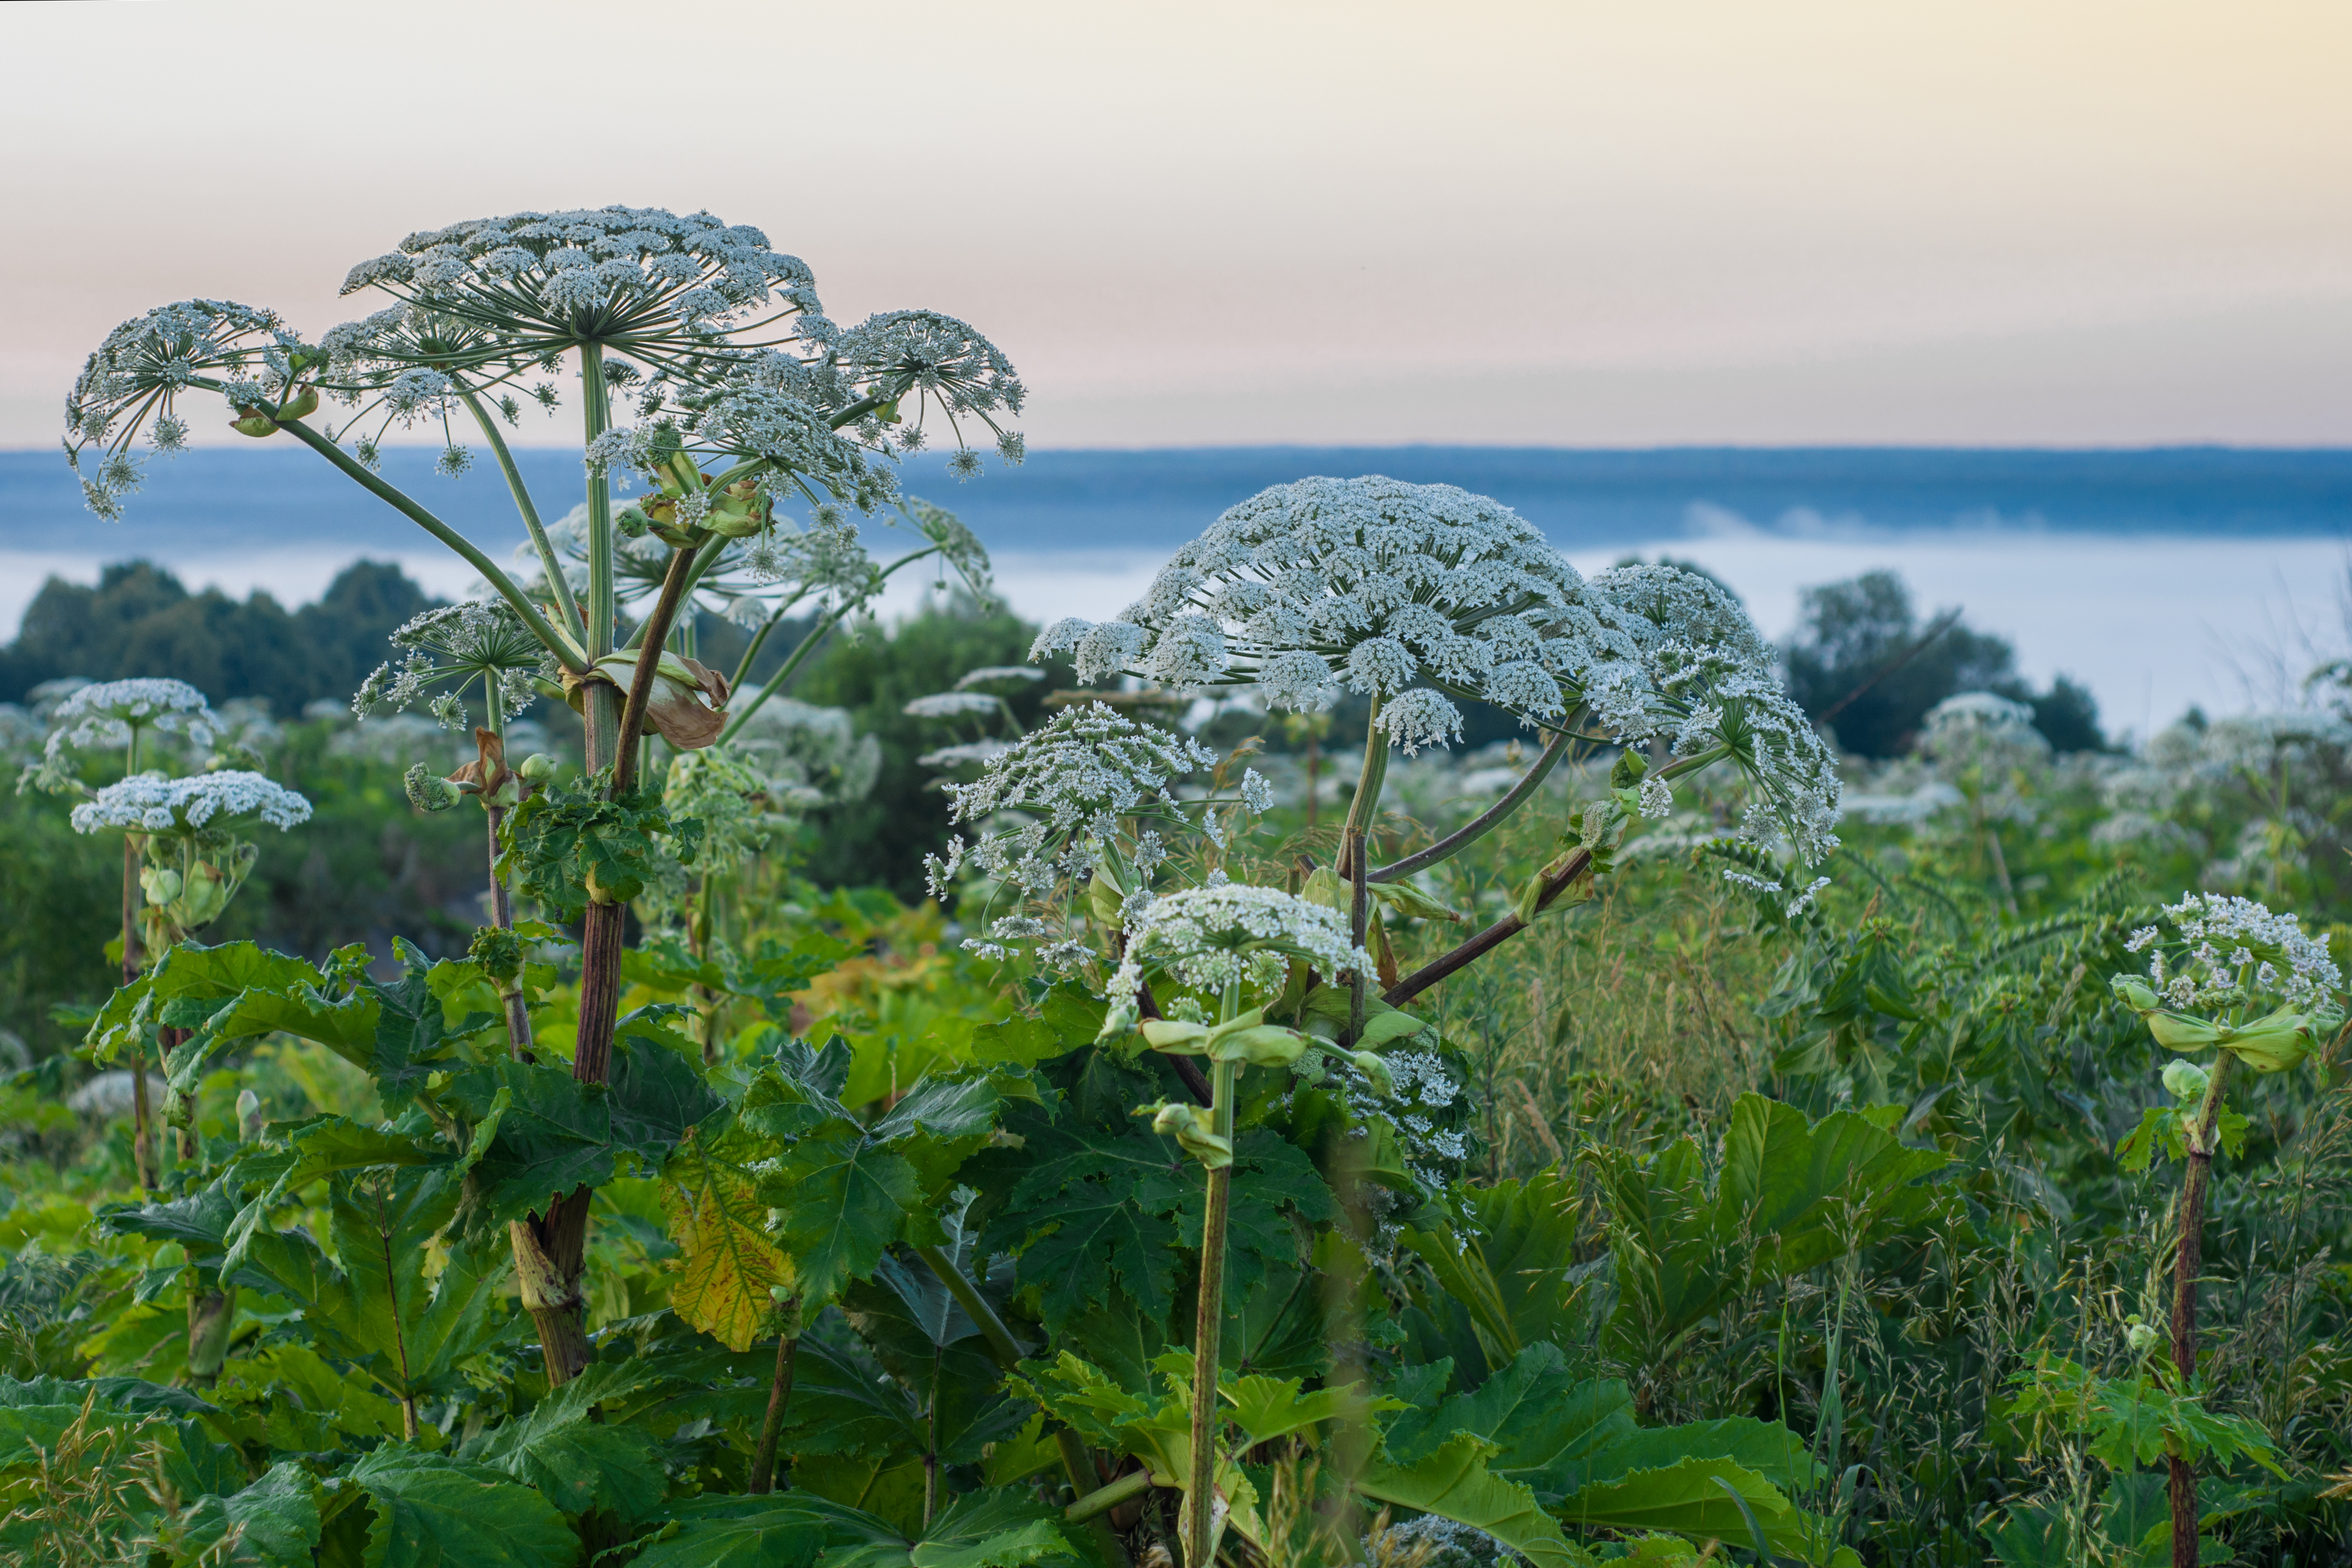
[{"left": 1637, "top": 774, "right": 1674, "bottom": 819}]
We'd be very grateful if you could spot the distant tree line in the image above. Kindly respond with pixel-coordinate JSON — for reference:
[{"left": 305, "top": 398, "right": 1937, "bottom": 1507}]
[
  {"left": 1776, "top": 568, "right": 2105, "bottom": 757},
  {"left": 0, "top": 560, "right": 815, "bottom": 719}
]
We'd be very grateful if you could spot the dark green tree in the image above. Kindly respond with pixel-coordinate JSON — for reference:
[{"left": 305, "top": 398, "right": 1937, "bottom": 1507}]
[{"left": 1782, "top": 568, "right": 2102, "bottom": 756}]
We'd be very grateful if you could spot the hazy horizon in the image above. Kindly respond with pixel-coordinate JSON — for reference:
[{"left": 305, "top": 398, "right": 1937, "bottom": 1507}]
[{"left": 3, "top": 2, "right": 2346, "bottom": 449}]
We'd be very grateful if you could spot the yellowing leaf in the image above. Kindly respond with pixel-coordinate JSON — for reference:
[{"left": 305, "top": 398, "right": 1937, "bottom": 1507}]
[{"left": 663, "top": 1123, "right": 790, "bottom": 1352}]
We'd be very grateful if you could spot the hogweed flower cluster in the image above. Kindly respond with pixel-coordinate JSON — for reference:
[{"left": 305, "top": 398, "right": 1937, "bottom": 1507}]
[
  {"left": 71, "top": 771, "right": 313, "bottom": 837},
  {"left": 66, "top": 205, "right": 1023, "bottom": 534},
  {"left": 1030, "top": 477, "right": 1611, "bottom": 749},
  {"left": 1583, "top": 564, "right": 1843, "bottom": 862},
  {"left": 2123, "top": 892, "right": 2342, "bottom": 1013},
  {"left": 1105, "top": 882, "right": 1373, "bottom": 1010},
  {"left": 43, "top": 679, "right": 217, "bottom": 760},
  {"left": 925, "top": 703, "right": 1246, "bottom": 899},
  {"left": 354, "top": 601, "right": 556, "bottom": 729}
]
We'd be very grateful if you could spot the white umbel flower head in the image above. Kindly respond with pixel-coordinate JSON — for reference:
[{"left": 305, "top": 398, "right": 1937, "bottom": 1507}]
[
  {"left": 354, "top": 600, "right": 556, "bottom": 727},
  {"left": 71, "top": 771, "right": 312, "bottom": 837},
  {"left": 928, "top": 703, "right": 1222, "bottom": 897},
  {"left": 2137, "top": 891, "right": 2342, "bottom": 1012},
  {"left": 1585, "top": 563, "right": 1844, "bottom": 863},
  {"left": 1920, "top": 692, "right": 2049, "bottom": 778},
  {"left": 43, "top": 679, "right": 218, "bottom": 759},
  {"left": 903, "top": 692, "right": 1003, "bottom": 719},
  {"left": 1028, "top": 477, "right": 1623, "bottom": 741},
  {"left": 1106, "top": 882, "right": 1373, "bottom": 1003}
]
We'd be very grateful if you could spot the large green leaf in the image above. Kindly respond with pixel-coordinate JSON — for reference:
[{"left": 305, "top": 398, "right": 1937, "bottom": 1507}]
[
  {"left": 1354, "top": 1433, "right": 1580, "bottom": 1568},
  {"left": 978, "top": 1119, "right": 1190, "bottom": 1335},
  {"left": 470, "top": 1362, "right": 669, "bottom": 1525},
  {"left": 625, "top": 1496, "right": 828, "bottom": 1568},
  {"left": 457, "top": 1037, "right": 725, "bottom": 1232},
  {"left": 178, "top": 1462, "right": 323, "bottom": 1568},
  {"left": 345, "top": 1444, "right": 577, "bottom": 1568},
  {"left": 1398, "top": 1168, "right": 1584, "bottom": 1375},
  {"left": 626, "top": 1488, "right": 1073, "bottom": 1568},
  {"left": 1593, "top": 1093, "right": 1949, "bottom": 1360},
  {"left": 229, "top": 1168, "right": 512, "bottom": 1404},
  {"left": 1555, "top": 1456, "right": 1812, "bottom": 1551},
  {"left": 747, "top": 1064, "right": 1031, "bottom": 1308}
]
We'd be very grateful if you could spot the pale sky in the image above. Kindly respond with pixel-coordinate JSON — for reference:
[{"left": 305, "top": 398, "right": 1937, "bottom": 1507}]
[{"left": 3, "top": 1, "right": 2348, "bottom": 448}]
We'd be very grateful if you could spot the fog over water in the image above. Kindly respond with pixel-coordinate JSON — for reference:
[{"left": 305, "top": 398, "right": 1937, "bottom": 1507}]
[{"left": 5, "top": 447, "right": 2348, "bottom": 739}]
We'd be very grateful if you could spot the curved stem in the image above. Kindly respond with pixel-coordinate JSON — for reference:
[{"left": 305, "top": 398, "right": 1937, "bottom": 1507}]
[
  {"left": 717, "top": 601, "right": 848, "bottom": 745},
  {"left": 1370, "top": 725, "right": 1572, "bottom": 883},
  {"left": 272, "top": 417, "right": 582, "bottom": 672},
  {"left": 613, "top": 547, "right": 700, "bottom": 792},
  {"left": 2169, "top": 1051, "right": 2237, "bottom": 1568},
  {"left": 1384, "top": 846, "right": 1593, "bottom": 1009},
  {"left": 461, "top": 388, "right": 585, "bottom": 643}
]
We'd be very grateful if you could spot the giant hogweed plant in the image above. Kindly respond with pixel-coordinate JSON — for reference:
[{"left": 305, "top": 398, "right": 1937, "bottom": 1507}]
[
  {"left": 65, "top": 203, "right": 1018, "bottom": 1389},
  {"left": 17, "top": 679, "right": 310, "bottom": 1193},
  {"left": 35, "top": 386, "right": 1928, "bottom": 1559}
]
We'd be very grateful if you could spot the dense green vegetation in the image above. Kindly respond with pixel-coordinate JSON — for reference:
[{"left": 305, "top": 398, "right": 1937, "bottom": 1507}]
[{"left": 3, "top": 568, "right": 2350, "bottom": 1565}]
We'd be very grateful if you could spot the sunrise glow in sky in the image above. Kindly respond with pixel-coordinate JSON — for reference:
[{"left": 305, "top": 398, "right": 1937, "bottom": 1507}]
[{"left": 3, "top": 1, "right": 2347, "bottom": 448}]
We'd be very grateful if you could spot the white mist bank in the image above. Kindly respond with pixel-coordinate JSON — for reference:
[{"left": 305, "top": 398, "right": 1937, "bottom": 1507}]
[{"left": 7, "top": 527, "right": 2349, "bottom": 739}]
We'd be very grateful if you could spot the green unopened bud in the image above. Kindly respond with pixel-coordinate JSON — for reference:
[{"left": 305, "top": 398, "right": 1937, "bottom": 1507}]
[
  {"left": 2161, "top": 1059, "right": 2210, "bottom": 1104},
  {"left": 1351, "top": 1050, "right": 1395, "bottom": 1096},
  {"left": 180, "top": 860, "right": 229, "bottom": 926},
  {"left": 2110, "top": 976, "right": 2160, "bottom": 1013},
  {"left": 276, "top": 385, "right": 319, "bottom": 421},
  {"left": 2124, "top": 1316, "right": 2160, "bottom": 1356},
  {"left": 228, "top": 410, "right": 277, "bottom": 438},
  {"left": 470, "top": 925, "right": 526, "bottom": 985},
  {"left": 1088, "top": 869, "right": 1126, "bottom": 934},
  {"left": 1143, "top": 1101, "right": 1233, "bottom": 1168},
  {"left": 236, "top": 1089, "right": 265, "bottom": 1142},
  {"left": 141, "top": 866, "right": 183, "bottom": 907},
  {"left": 519, "top": 753, "right": 558, "bottom": 783},
  {"left": 405, "top": 761, "right": 461, "bottom": 813},
  {"left": 615, "top": 505, "right": 651, "bottom": 539}
]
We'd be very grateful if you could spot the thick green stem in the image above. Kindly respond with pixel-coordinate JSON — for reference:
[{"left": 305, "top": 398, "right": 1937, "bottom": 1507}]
[
  {"left": 479, "top": 703, "right": 535, "bottom": 1065},
  {"left": 186, "top": 1286, "right": 234, "bottom": 1388},
  {"left": 2169, "top": 1051, "right": 2237, "bottom": 1568},
  {"left": 911, "top": 1243, "right": 1127, "bottom": 1566},
  {"left": 461, "top": 388, "right": 586, "bottom": 643},
  {"left": 1067, "top": 1468, "right": 1154, "bottom": 1524},
  {"left": 581, "top": 346, "right": 618, "bottom": 666},
  {"left": 1184, "top": 988, "right": 1241, "bottom": 1568},
  {"left": 749, "top": 1316, "right": 800, "bottom": 1495},
  {"left": 273, "top": 418, "right": 581, "bottom": 672}
]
